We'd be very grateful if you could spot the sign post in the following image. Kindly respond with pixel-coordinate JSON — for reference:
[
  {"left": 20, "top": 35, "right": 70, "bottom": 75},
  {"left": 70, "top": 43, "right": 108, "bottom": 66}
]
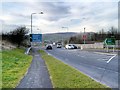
[{"left": 82, "top": 35, "right": 87, "bottom": 44}]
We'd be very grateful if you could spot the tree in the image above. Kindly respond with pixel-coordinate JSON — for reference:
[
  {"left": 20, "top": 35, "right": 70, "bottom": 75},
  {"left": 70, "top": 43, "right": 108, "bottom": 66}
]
[
  {"left": 8, "top": 26, "right": 29, "bottom": 47},
  {"left": 107, "top": 27, "right": 119, "bottom": 39}
]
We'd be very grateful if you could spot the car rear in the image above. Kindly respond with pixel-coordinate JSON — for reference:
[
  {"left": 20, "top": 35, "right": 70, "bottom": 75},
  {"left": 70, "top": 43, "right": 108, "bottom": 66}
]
[
  {"left": 57, "top": 43, "right": 62, "bottom": 48},
  {"left": 46, "top": 44, "right": 52, "bottom": 50}
]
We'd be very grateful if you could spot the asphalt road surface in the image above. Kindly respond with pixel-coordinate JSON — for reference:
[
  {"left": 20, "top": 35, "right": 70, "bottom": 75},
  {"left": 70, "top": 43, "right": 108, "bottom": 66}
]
[
  {"left": 45, "top": 46, "right": 119, "bottom": 88},
  {"left": 16, "top": 47, "right": 53, "bottom": 88}
]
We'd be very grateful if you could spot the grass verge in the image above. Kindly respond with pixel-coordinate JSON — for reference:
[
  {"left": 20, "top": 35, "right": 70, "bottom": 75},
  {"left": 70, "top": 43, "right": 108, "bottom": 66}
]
[
  {"left": 2, "top": 48, "right": 32, "bottom": 88},
  {"left": 39, "top": 50, "right": 110, "bottom": 89},
  {"left": 0, "top": 50, "right": 2, "bottom": 88}
]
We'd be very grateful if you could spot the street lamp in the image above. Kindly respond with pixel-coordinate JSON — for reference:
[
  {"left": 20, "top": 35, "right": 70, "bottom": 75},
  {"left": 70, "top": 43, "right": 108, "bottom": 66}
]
[
  {"left": 31, "top": 12, "right": 43, "bottom": 34},
  {"left": 37, "top": 28, "right": 42, "bottom": 34},
  {"left": 83, "top": 27, "right": 86, "bottom": 44},
  {"left": 82, "top": 18, "right": 86, "bottom": 44},
  {"left": 62, "top": 27, "right": 68, "bottom": 32},
  {"left": 62, "top": 26, "right": 69, "bottom": 44}
]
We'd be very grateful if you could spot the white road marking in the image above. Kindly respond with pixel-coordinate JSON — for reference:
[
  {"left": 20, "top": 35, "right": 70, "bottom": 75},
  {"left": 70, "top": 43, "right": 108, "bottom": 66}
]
[
  {"left": 47, "top": 52, "right": 52, "bottom": 56},
  {"left": 107, "top": 54, "right": 117, "bottom": 63},
  {"left": 94, "top": 52, "right": 116, "bottom": 56},
  {"left": 97, "top": 58, "right": 108, "bottom": 61}
]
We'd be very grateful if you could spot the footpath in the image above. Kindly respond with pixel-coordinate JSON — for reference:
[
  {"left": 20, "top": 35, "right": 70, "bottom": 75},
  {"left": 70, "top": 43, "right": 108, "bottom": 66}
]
[{"left": 16, "top": 47, "right": 53, "bottom": 88}]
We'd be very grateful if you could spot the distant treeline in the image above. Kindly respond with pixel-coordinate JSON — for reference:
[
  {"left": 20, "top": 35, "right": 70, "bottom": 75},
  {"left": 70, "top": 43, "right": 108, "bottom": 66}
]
[{"left": 67, "top": 27, "right": 120, "bottom": 44}]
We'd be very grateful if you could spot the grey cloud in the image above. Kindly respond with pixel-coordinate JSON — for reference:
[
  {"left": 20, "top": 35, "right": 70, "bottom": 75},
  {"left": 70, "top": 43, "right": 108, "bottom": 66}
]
[
  {"left": 2, "top": 1, "right": 118, "bottom": 33},
  {"left": 36, "top": 2, "right": 71, "bottom": 21}
]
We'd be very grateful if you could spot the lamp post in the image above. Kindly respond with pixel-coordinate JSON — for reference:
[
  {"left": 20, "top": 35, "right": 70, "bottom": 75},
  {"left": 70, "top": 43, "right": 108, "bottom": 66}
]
[
  {"left": 84, "top": 27, "right": 86, "bottom": 44},
  {"left": 62, "top": 26, "right": 69, "bottom": 44},
  {"left": 82, "top": 18, "right": 86, "bottom": 44},
  {"left": 37, "top": 28, "right": 42, "bottom": 34},
  {"left": 62, "top": 26, "right": 68, "bottom": 33},
  {"left": 31, "top": 12, "right": 43, "bottom": 34},
  {"left": 30, "top": 12, "right": 43, "bottom": 46}
]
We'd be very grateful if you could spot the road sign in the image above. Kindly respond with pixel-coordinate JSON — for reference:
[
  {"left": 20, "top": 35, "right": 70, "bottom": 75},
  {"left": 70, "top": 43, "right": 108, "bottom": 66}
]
[
  {"left": 104, "top": 38, "right": 115, "bottom": 45},
  {"left": 82, "top": 35, "right": 87, "bottom": 40},
  {"left": 30, "top": 34, "right": 42, "bottom": 42}
]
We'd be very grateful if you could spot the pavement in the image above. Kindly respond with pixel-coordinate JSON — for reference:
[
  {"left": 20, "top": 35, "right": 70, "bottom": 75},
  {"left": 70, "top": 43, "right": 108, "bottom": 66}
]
[{"left": 16, "top": 47, "right": 53, "bottom": 88}]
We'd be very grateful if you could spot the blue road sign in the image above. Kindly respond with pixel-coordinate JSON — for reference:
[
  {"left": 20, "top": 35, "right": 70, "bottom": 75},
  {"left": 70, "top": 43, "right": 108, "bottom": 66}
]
[{"left": 31, "top": 34, "right": 42, "bottom": 42}]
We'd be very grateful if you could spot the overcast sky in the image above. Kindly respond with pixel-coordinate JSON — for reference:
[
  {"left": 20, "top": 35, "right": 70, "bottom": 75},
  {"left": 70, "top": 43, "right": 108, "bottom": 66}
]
[{"left": 1, "top": 0, "right": 119, "bottom": 34}]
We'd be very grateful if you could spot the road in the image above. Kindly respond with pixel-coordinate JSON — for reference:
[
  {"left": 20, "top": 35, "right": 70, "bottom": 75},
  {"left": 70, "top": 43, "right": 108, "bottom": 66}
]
[{"left": 44, "top": 46, "right": 118, "bottom": 88}]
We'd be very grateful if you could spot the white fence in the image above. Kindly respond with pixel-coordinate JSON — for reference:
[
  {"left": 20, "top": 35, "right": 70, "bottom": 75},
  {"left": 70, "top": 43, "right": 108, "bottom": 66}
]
[
  {"left": 74, "top": 43, "right": 104, "bottom": 49},
  {"left": 74, "top": 40, "right": 120, "bottom": 49}
]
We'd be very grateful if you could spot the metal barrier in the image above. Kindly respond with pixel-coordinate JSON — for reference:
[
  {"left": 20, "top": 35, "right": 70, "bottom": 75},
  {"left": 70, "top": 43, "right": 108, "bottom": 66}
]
[{"left": 25, "top": 47, "right": 31, "bottom": 55}]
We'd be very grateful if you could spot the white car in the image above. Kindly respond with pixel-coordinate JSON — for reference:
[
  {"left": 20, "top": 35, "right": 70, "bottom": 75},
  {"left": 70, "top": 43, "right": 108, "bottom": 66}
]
[
  {"left": 65, "top": 44, "right": 74, "bottom": 49},
  {"left": 53, "top": 42, "right": 56, "bottom": 46}
]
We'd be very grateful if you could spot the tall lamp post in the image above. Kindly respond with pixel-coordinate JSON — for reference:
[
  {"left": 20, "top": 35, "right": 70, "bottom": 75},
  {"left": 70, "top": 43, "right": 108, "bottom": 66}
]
[
  {"left": 62, "top": 27, "right": 69, "bottom": 32},
  {"left": 82, "top": 18, "right": 86, "bottom": 44},
  {"left": 62, "top": 26, "right": 69, "bottom": 44},
  {"left": 31, "top": 12, "right": 43, "bottom": 34},
  {"left": 83, "top": 27, "right": 86, "bottom": 44},
  {"left": 30, "top": 12, "right": 43, "bottom": 46}
]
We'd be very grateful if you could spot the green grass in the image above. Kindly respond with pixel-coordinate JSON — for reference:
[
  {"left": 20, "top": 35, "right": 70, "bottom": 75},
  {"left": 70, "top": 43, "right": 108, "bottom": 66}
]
[
  {"left": 39, "top": 50, "right": 110, "bottom": 89},
  {"left": 0, "top": 50, "right": 2, "bottom": 89},
  {"left": 2, "top": 48, "right": 32, "bottom": 88}
]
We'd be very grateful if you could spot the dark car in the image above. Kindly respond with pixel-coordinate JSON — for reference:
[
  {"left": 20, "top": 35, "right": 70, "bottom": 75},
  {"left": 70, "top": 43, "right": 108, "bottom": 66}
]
[
  {"left": 57, "top": 43, "right": 62, "bottom": 48},
  {"left": 72, "top": 45, "right": 77, "bottom": 49},
  {"left": 46, "top": 44, "right": 52, "bottom": 50}
]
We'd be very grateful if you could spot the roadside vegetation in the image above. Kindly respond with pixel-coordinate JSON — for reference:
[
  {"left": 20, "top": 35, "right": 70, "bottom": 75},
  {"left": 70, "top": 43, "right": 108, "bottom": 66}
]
[
  {"left": 66, "top": 26, "right": 119, "bottom": 44},
  {"left": 0, "top": 51, "right": 2, "bottom": 88},
  {"left": 39, "top": 50, "right": 110, "bottom": 89},
  {"left": 2, "top": 48, "right": 32, "bottom": 88},
  {"left": 2, "top": 26, "right": 30, "bottom": 48}
]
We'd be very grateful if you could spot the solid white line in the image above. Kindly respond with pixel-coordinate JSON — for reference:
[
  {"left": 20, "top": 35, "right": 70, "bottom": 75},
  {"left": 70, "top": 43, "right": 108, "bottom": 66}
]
[
  {"left": 107, "top": 54, "right": 117, "bottom": 63},
  {"left": 47, "top": 53, "right": 52, "bottom": 56},
  {"left": 97, "top": 58, "right": 108, "bottom": 61},
  {"left": 94, "top": 52, "right": 116, "bottom": 55}
]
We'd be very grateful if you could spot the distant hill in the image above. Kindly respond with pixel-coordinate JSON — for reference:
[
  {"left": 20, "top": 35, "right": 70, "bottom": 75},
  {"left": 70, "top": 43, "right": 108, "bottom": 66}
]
[{"left": 42, "top": 32, "right": 78, "bottom": 42}]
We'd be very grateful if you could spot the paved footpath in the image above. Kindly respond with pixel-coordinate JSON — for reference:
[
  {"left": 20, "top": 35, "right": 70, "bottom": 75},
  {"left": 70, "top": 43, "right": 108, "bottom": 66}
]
[{"left": 16, "top": 47, "right": 53, "bottom": 88}]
